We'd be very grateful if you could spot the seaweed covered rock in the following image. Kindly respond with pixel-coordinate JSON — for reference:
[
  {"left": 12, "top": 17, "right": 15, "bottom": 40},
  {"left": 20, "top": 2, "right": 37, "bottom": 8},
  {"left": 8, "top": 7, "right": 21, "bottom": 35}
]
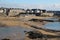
[
  {"left": 1, "top": 38, "right": 10, "bottom": 40},
  {"left": 24, "top": 31, "right": 44, "bottom": 39}
]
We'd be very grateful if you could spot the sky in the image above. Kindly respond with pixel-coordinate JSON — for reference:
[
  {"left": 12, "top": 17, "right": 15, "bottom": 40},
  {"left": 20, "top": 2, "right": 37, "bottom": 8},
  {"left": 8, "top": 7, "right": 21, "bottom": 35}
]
[{"left": 0, "top": 0, "right": 60, "bottom": 10}]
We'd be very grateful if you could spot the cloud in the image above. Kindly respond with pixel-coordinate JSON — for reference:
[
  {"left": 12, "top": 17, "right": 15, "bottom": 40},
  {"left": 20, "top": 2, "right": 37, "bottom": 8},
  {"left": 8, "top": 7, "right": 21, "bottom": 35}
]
[
  {"left": 0, "top": 3, "right": 46, "bottom": 9},
  {"left": 0, "top": 3, "right": 60, "bottom": 10},
  {"left": 53, "top": 4, "right": 60, "bottom": 8},
  {"left": 47, "top": 4, "right": 60, "bottom": 10}
]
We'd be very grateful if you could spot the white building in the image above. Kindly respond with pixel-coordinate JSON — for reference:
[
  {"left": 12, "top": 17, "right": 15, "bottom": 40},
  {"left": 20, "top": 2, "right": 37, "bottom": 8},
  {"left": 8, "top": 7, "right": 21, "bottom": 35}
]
[
  {"left": 0, "top": 9, "right": 4, "bottom": 13},
  {"left": 9, "top": 8, "right": 25, "bottom": 16}
]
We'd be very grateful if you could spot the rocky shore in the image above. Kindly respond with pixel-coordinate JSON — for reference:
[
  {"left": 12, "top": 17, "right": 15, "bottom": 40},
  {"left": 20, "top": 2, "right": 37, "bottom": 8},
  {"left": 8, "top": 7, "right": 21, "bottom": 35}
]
[{"left": 0, "top": 16, "right": 60, "bottom": 40}]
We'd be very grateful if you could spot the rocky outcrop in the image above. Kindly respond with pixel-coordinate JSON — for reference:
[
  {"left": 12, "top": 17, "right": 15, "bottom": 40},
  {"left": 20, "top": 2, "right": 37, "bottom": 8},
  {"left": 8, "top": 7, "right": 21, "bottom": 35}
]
[{"left": 30, "top": 26, "right": 60, "bottom": 36}]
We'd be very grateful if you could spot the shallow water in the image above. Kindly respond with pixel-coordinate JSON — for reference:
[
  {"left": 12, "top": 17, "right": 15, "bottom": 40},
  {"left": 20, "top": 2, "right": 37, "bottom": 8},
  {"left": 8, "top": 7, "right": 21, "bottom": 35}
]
[
  {"left": 0, "top": 22, "right": 60, "bottom": 40},
  {"left": 0, "top": 26, "right": 32, "bottom": 40},
  {"left": 43, "top": 22, "right": 60, "bottom": 31}
]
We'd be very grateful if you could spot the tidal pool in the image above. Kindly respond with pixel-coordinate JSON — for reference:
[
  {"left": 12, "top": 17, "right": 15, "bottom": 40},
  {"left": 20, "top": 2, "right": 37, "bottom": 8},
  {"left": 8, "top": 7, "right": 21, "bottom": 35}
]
[
  {"left": 0, "top": 26, "right": 32, "bottom": 40},
  {"left": 43, "top": 22, "right": 60, "bottom": 31}
]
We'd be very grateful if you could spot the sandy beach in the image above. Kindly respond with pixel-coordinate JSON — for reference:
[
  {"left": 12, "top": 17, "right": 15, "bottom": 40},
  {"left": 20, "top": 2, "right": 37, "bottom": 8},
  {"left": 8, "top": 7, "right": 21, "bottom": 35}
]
[{"left": 0, "top": 16, "right": 47, "bottom": 28}]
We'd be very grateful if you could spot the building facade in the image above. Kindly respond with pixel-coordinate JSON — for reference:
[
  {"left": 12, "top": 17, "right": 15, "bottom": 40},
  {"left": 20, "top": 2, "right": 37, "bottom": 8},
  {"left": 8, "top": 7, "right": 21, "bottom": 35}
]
[
  {"left": 0, "top": 9, "right": 4, "bottom": 13},
  {"left": 8, "top": 8, "right": 26, "bottom": 16}
]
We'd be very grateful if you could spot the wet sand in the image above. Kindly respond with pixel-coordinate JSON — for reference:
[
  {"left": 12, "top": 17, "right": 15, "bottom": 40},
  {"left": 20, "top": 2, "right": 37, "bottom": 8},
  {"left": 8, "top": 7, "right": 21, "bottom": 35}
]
[
  {"left": 0, "top": 16, "right": 45, "bottom": 40},
  {"left": 0, "top": 17, "right": 45, "bottom": 28},
  {"left": 0, "top": 16, "right": 60, "bottom": 40}
]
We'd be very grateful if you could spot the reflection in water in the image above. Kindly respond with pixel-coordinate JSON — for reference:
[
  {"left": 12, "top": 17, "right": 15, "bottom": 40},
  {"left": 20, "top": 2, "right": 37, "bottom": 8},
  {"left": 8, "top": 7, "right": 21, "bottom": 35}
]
[
  {"left": 0, "top": 26, "right": 32, "bottom": 40},
  {"left": 43, "top": 22, "right": 60, "bottom": 30}
]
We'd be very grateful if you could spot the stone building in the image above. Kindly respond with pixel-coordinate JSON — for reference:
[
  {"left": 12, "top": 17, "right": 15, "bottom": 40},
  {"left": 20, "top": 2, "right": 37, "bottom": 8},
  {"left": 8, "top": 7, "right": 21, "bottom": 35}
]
[
  {"left": 0, "top": 8, "right": 10, "bottom": 16},
  {"left": 8, "top": 8, "right": 26, "bottom": 16},
  {"left": 0, "top": 8, "right": 4, "bottom": 13},
  {"left": 0, "top": 8, "right": 7, "bottom": 16},
  {"left": 26, "top": 9, "right": 46, "bottom": 16}
]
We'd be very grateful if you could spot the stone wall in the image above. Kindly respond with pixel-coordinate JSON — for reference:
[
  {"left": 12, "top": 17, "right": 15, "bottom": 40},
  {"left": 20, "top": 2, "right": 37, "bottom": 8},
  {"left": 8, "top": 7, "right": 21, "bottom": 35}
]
[{"left": 41, "top": 13, "right": 54, "bottom": 17}]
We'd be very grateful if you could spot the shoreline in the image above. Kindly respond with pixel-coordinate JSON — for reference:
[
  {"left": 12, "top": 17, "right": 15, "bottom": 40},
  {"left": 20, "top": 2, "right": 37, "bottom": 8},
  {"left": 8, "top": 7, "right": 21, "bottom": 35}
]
[{"left": 0, "top": 16, "right": 46, "bottom": 27}]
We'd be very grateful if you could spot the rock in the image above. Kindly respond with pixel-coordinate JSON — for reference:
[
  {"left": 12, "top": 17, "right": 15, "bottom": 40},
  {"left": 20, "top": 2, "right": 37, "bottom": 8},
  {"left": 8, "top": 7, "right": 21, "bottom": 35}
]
[{"left": 1, "top": 38, "right": 10, "bottom": 40}]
